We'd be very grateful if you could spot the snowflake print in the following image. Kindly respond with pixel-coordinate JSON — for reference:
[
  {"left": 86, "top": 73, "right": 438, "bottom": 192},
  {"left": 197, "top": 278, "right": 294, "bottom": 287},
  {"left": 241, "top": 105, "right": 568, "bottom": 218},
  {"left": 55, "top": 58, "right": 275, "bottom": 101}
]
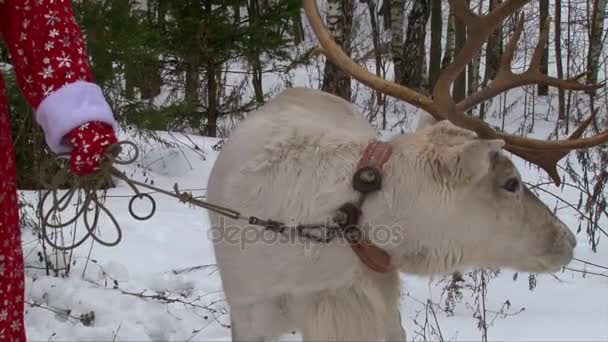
[
  {"left": 10, "top": 320, "right": 20, "bottom": 332},
  {"left": 56, "top": 53, "right": 72, "bottom": 68},
  {"left": 39, "top": 65, "right": 54, "bottom": 79},
  {"left": 44, "top": 11, "right": 61, "bottom": 25},
  {"left": 44, "top": 40, "right": 55, "bottom": 51},
  {"left": 49, "top": 28, "right": 59, "bottom": 37},
  {"left": 59, "top": 36, "right": 71, "bottom": 47},
  {"left": 42, "top": 83, "right": 55, "bottom": 96}
]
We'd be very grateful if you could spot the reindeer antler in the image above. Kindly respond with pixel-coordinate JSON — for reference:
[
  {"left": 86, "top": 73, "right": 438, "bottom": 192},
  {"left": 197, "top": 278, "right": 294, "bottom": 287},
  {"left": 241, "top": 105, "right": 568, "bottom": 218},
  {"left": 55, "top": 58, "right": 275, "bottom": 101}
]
[{"left": 302, "top": 0, "right": 608, "bottom": 186}]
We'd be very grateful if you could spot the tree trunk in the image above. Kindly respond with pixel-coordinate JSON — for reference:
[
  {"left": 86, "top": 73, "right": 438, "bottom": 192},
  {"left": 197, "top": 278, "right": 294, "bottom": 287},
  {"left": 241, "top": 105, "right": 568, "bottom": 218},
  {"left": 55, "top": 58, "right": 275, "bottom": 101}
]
[
  {"left": 428, "top": 0, "right": 442, "bottom": 88},
  {"left": 565, "top": 0, "right": 573, "bottom": 134},
  {"left": 380, "top": 0, "right": 391, "bottom": 30},
  {"left": 484, "top": 0, "right": 502, "bottom": 82},
  {"left": 453, "top": 0, "right": 467, "bottom": 102},
  {"left": 587, "top": 0, "right": 606, "bottom": 91},
  {"left": 467, "top": 0, "right": 483, "bottom": 101},
  {"left": 538, "top": 0, "right": 549, "bottom": 95},
  {"left": 206, "top": 62, "right": 218, "bottom": 137},
  {"left": 140, "top": 0, "right": 165, "bottom": 100},
  {"left": 185, "top": 58, "right": 200, "bottom": 105},
  {"left": 367, "top": 0, "right": 385, "bottom": 105},
  {"left": 586, "top": 0, "right": 606, "bottom": 132},
  {"left": 401, "top": 0, "right": 431, "bottom": 89},
  {"left": 292, "top": 6, "right": 305, "bottom": 44},
  {"left": 200, "top": 0, "right": 216, "bottom": 136},
  {"left": 124, "top": 63, "right": 137, "bottom": 100},
  {"left": 389, "top": 0, "right": 405, "bottom": 82},
  {"left": 441, "top": 7, "right": 455, "bottom": 69},
  {"left": 251, "top": 57, "right": 264, "bottom": 104},
  {"left": 248, "top": 0, "right": 265, "bottom": 104},
  {"left": 140, "top": 64, "right": 162, "bottom": 100},
  {"left": 321, "top": 0, "right": 354, "bottom": 101},
  {"left": 555, "top": 0, "right": 566, "bottom": 120},
  {"left": 480, "top": 0, "right": 503, "bottom": 119}
]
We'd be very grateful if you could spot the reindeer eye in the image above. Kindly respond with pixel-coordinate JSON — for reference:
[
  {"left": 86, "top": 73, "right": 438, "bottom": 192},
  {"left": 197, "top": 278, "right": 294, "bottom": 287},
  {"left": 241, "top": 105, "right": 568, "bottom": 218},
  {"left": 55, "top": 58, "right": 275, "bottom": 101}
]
[{"left": 502, "top": 178, "right": 520, "bottom": 193}]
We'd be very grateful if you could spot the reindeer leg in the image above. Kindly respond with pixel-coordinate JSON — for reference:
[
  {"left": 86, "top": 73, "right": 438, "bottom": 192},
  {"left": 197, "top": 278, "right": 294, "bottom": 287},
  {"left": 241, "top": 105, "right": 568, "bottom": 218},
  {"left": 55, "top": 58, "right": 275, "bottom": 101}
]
[
  {"left": 229, "top": 298, "right": 291, "bottom": 342},
  {"left": 385, "top": 309, "right": 407, "bottom": 341}
]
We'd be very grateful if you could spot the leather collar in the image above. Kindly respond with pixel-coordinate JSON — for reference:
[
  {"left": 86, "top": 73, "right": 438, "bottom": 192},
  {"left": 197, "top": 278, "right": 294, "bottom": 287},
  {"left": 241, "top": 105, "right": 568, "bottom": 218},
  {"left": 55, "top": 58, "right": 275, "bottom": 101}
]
[{"left": 336, "top": 139, "right": 393, "bottom": 273}]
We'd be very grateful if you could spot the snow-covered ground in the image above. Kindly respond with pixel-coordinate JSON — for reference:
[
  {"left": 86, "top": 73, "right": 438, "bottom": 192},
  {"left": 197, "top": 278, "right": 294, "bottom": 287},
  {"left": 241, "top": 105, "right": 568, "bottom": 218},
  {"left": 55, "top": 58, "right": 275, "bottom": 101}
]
[{"left": 18, "top": 98, "right": 608, "bottom": 341}]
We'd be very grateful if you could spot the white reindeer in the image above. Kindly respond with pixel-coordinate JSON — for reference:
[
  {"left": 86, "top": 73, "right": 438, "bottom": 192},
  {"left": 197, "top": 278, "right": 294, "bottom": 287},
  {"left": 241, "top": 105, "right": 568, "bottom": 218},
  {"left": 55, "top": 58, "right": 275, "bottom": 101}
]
[{"left": 206, "top": 0, "right": 607, "bottom": 340}]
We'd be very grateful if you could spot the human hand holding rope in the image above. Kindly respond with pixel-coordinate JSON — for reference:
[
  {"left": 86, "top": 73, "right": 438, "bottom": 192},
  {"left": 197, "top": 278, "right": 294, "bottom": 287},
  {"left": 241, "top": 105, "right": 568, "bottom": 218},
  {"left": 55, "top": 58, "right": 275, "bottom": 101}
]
[{"left": 39, "top": 140, "right": 151, "bottom": 250}]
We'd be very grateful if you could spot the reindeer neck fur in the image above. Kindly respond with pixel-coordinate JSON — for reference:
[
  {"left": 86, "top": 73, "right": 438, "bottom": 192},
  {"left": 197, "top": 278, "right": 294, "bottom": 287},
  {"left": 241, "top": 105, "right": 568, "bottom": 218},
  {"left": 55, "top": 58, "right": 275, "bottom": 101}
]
[
  {"left": 251, "top": 123, "right": 469, "bottom": 277},
  {"left": 360, "top": 131, "right": 469, "bottom": 276}
]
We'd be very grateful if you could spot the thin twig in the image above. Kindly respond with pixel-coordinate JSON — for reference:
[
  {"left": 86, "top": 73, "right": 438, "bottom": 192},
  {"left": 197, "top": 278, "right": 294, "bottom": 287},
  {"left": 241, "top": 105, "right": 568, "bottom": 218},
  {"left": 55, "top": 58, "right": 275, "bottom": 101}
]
[
  {"left": 427, "top": 299, "right": 445, "bottom": 342},
  {"left": 564, "top": 266, "right": 608, "bottom": 278},
  {"left": 112, "top": 321, "right": 123, "bottom": 342},
  {"left": 572, "top": 257, "right": 608, "bottom": 271}
]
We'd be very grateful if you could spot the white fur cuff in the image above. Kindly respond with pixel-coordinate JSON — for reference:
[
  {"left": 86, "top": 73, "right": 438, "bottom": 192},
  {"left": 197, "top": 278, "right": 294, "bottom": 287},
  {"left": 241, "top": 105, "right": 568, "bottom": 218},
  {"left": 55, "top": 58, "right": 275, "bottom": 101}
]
[{"left": 35, "top": 81, "right": 117, "bottom": 154}]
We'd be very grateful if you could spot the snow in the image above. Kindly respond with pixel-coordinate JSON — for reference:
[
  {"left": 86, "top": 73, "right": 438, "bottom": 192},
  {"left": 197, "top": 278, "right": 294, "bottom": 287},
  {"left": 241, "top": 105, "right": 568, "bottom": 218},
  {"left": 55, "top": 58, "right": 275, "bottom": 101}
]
[
  {"left": 18, "top": 104, "right": 608, "bottom": 341},
  {"left": 16, "top": 2, "right": 608, "bottom": 336}
]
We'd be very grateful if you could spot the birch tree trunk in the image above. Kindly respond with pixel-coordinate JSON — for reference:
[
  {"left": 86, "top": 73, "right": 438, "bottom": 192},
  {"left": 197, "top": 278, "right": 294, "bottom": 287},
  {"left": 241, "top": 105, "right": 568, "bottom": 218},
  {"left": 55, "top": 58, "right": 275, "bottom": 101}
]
[
  {"left": 467, "top": 0, "right": 483, "bottom": 100},
  {"left": 441, "top": 7, "right": 455, "bottom": 69},
  {"left": 321, "top": 0, "right": 354, "bottom": 101},
  {"left": 480, "top": 0, "right": 502, "bottom": 119},
  {"left": 484, "top": 0, "right": 502, "bottom": 82},
  {"left": 586, "top": 0, "right": 606, "bottom": 131},
  {"left": 587, "top": 0, "right": 607, "bottom": 91},
  {"left": 390, "top": 0, "right": 406, "bottom": 82},
  {"left": 367, "top": 0, "right": 385, "bottom": 105},
  {"left": 401, "top": 0, "right": 431, "bottom": 88},
  {"left": 555, "top": 0, "right": 566, "bottom": 119}
]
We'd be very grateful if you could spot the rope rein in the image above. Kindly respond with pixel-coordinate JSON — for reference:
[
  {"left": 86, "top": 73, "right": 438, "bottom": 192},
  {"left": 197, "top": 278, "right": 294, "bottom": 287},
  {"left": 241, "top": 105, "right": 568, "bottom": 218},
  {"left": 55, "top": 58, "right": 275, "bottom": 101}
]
[{"left": 39, "top": 141, "right": 343, "bottom": 251}]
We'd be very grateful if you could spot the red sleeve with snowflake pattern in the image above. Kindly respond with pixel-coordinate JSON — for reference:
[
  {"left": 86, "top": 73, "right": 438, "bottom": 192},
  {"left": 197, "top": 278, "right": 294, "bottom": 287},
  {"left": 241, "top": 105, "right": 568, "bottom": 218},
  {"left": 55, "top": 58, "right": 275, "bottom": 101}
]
[{"left": 0, "top": 0, "right": 116, "bottom": 153}]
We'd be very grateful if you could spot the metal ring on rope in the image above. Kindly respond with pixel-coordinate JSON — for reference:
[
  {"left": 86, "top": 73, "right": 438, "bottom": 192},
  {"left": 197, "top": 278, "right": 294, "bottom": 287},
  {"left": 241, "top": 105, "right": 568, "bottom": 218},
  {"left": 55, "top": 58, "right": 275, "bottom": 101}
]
[{"left": 129, "top": 193, "right": 156, "bottom": 221}]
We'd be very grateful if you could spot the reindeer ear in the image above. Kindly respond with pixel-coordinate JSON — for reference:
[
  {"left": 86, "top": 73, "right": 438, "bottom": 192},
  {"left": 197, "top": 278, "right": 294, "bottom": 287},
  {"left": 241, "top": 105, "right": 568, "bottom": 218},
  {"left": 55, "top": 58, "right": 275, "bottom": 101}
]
[{"left": 444, "top": 139, "right": 505, "bottom": 183}]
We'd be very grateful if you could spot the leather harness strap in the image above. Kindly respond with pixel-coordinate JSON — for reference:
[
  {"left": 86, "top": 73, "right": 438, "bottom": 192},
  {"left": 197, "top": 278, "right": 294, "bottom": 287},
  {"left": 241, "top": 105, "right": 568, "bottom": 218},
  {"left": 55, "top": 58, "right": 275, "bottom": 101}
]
[
  {"left": 336, "top": 139, "right": 394, "bottom": 273},
  {"left": 357, "top": 140, "right": 393, "bottom": 169},
  {"left": 252, "top": 139, "right": 395, "bottom": 273}
]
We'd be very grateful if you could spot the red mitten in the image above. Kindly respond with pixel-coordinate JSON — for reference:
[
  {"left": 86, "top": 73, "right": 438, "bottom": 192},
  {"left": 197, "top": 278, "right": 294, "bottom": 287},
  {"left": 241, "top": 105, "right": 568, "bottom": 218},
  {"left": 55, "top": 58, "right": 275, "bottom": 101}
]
[{"left": 67, "top": 121, "right": 118, "bottom": 175}]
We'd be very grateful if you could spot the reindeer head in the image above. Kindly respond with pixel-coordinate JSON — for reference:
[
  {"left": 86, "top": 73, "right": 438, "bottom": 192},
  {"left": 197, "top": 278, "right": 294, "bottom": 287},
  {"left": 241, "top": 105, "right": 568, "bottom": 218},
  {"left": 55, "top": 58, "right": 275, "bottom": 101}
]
[
  {"left": 302, "top": 0, "right": 607, "bottom": 275},
  {"left": 372, "top": 118, "right": 575, "bottom": 275}
]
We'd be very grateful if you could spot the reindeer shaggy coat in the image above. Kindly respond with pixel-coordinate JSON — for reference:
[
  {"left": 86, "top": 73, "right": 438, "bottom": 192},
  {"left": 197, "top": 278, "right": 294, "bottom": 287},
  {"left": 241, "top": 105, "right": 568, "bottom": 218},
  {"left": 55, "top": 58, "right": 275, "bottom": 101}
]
[{"left": 206, "top": 87, "right": 576, "bottom": 341}]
